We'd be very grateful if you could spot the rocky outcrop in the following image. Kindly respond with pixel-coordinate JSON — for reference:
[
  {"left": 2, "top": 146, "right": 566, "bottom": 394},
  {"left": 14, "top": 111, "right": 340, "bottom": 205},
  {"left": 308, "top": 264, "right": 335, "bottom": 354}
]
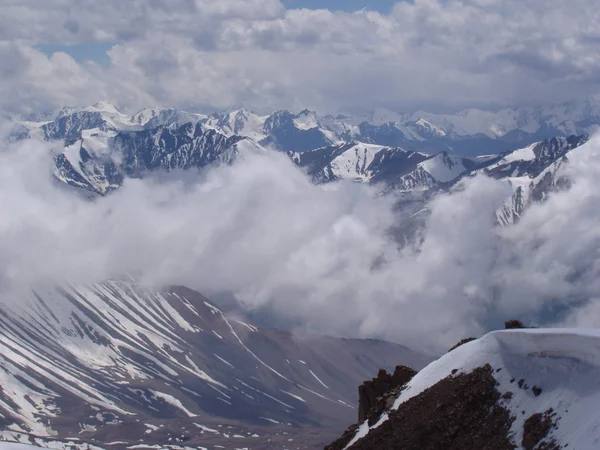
[
  {"left": 357, "top": 366, "right": 417, "bottom": 424},
  {"left": 330, "top": 364, "right": 515, "bottom": 450},
  {"left": 522, "top": 409, "right": 559, "bottom": 450},
  {"left": 448, "top": 337, "right": 477, "bottom": 353},
  {"left": 326, "top": 366, "right": 417, "bottom": 450}
]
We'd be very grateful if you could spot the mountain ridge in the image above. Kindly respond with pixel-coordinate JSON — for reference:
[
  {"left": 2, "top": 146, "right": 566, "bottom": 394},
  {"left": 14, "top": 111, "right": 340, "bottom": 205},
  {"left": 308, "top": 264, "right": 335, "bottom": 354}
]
[
  {"left": 11, "top": 97, "right": 600, "bottom": 156},
  {"left": 330, "top": 328, "right": 600, "bottom": 449},
  {"left": 4, "top": 103, "right": 595, "bottom": 231}
]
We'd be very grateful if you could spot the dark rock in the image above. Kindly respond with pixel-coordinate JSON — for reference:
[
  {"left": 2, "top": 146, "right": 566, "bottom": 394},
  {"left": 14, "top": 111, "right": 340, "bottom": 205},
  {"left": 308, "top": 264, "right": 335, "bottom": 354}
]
[
  {"left": 448, "top": 337, "right": 477, "bottom": 353},
  {"left": 505, "top": 320, "right": 526, "bottom": 329},
  {"left": 522, "top": 409, "right": 559, "bottom": 450},
  {"left": 502, "top": 392, "right": 513, "bottom": 400},
  {"left": 325, "top": 424, "right": 358, "bottom": 450},
  {"left": 328, "top": 364, "right": 516, "bottom": 450},
  {"left": 328, "top": 366, "right": 418, "bottom": 450},
  {"left": 358, "top": 366, "right": 417, "bottom": 424},
  {"left": 518, "top": 379, "right": 525, "bottom": 389},
  {"left": 532, "top": 386, "right": 542, "bottom": 397}
]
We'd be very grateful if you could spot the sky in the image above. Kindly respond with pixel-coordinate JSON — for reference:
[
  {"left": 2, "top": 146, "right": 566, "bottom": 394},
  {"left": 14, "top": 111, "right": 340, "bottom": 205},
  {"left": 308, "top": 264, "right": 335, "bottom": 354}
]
[
  {"left": 281, "top": 0, "right": 401, "bottom": 12},
  {"left": 1, "top": 0, "right": 599, "bottom": 115}
]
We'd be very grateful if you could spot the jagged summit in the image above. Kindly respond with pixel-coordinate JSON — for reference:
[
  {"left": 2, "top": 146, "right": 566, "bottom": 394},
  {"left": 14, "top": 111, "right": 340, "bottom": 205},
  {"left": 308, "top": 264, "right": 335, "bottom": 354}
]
[{"left": 87, "top": 100, "right": 121, "bottom": 114}]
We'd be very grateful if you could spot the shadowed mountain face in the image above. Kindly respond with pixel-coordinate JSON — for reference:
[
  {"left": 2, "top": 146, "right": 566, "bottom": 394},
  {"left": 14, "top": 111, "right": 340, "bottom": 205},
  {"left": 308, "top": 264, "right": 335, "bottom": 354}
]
[{"left": 0, "top": 282, "right": 430, "bottom": 449}]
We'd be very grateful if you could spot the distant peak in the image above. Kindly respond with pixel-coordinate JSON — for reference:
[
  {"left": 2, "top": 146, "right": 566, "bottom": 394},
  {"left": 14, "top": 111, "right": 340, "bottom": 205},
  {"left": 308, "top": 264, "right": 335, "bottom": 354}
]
[
  {"left": 297, "top": 108, "right": 316, "bottom": 116},
  {"left": 223, "top": 104, "right": 253, "bottom": 115},
  {"left": 89, "top": 101, "right": 120, "bottom": 114}
]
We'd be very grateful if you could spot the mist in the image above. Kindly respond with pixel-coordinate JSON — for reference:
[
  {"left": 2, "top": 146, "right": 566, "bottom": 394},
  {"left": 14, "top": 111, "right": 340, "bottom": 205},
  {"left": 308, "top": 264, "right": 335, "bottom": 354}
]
[{"left": 2, "top": 133, "right": 600, "bottom": 353}]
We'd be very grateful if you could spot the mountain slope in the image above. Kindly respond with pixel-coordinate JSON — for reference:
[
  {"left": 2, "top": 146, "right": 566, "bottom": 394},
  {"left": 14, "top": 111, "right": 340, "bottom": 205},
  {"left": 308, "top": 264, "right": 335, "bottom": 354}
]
[
  {"left": 291, "top": 142, "right": 475, "bottom": 192},
  {"left": 0, "top": 282, "right": 430, "bottom": 449},
  {"left": 480, "top": 135, "right": 588, "bottom": 225},
  {"left": 53, "top": 122, "right": 264, "bottom": 195},
  {"left": 334, "top": 328, "right": 600, "bottom": 450}
]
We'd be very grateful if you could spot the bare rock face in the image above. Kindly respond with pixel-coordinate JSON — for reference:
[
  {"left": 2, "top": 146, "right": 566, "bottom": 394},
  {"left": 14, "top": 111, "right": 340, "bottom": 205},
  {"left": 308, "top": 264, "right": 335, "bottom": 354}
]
[
  {"left": 327, "top": 365, "right": 417, "bottom": 450},
  {"left": 331, "top": 364, "right": 516, "bottom": 450},
  {"left": 357, "top": 366, "right": 417, "bottom": 424}
]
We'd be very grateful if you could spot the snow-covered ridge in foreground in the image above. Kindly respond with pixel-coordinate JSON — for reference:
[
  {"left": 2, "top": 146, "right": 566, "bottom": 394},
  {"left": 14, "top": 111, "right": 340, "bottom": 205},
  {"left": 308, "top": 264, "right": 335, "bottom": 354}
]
[{"left": 347, "top": 329, "right": 600, "bottom": 449}]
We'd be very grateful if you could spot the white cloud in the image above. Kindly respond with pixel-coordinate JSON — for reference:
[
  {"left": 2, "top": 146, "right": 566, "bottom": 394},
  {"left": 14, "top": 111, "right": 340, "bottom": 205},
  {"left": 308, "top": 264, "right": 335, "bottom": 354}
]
[
  {"left": 0, "top": 0, "right": 599, "bottom": 114},
  {"left": 3, "top": 131, "right": 600, "bottom": 352}
]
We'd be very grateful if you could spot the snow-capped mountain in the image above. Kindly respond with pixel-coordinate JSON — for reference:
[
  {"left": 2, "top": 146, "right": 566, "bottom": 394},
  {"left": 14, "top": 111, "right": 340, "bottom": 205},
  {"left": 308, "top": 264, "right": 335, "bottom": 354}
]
[
  {"left": 131, "top": 108, "right": 207, "bottom": 129},
  {"left": 205, "top": 107, "right": 269, "bottom": 142},
  {"left": 292, "top": 135, "right": 590, "bottom": 226},
  {"left": 330, "top": 327, "right": 600, "bottom": 449},
  {"left": 54, "top": 122, "right": 264, "bottom": 195},
  {"left": 13, "top": 97, "right": 600, "bottom": 157},
  {"left": 0, "top": 282, "right": 430, "bottom": 449},
  {"left": 290, "top": 142, "right": 427, "bottom": 184},
  {"left": 6, "top": 102, "right": 594, "bottom": 226},
  {"left": 290, "top": 142, "right": 474, "bottom": 192},
  {"left": 387, "top": 152, "right": 475, "bottom": 192},
  {"left": 38, "top": 102, "right": 142, "bottom": 143},
  {"left": 479, "top": 135, "right": 588, "bottom": 225}
]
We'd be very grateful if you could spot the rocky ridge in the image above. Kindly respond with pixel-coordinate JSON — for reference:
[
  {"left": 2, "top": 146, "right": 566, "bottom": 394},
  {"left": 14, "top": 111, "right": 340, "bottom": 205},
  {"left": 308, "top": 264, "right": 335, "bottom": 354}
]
[{"left": 326, "top": 322, "right": 585, "bottom": 450}]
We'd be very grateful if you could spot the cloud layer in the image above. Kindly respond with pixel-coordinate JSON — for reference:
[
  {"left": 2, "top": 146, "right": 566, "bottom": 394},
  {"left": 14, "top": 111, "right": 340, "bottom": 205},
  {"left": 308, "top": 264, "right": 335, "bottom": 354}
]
[
  {"left": 3, "top": 131, "right": 600, "bottom": 353},
  {"left": 1, "top": 0, "right": 600, "bottom": 114}
]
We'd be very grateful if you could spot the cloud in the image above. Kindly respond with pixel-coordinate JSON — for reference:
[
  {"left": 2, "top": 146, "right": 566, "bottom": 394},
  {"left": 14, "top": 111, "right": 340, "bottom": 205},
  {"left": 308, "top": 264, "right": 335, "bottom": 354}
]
[
  {"left": 3, "top": 130, "right": 600, "bottom": 353},
  {"left": 1, "top": 0, "right": 600, "bottom": 114}
]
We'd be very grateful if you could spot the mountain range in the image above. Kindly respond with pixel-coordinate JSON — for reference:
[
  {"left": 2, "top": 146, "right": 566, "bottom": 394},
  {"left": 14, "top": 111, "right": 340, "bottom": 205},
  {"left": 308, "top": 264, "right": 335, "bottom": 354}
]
[
  {"left": 7, "top": 101, "right": 591, "bottom": 228},
  {"left": 11, "top": 96, "right": 600, "bottom": 156}
]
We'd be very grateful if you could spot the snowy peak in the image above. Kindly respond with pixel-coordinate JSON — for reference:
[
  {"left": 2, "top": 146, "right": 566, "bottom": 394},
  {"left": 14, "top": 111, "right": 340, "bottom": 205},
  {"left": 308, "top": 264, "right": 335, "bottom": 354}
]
[
  {"left": 39, "top": 102, "right": 143, "bottom": 142},
  {"left": 327, "top": 142, "right": 387, "bottom": 182},
  {"left": 293, "top": 109, "right": 320, "bottom": 131},
  {"left": 364, "top": 108, "right": 405, "bottom": 126},
  {"left": 290, "top": 142, "right": 427, "bottom": 185},
  {"left": 137, "top": 108, "right": 208, "bottom": 129},
  {"left": 291, "top": 141, "right": 473, "bottom": 193},
  {"left": 419, "top": 152, "right": 471, "bottom": 183},
  {"left": 54, "top": 122, "right": 266, "bottom": 195},
  {"left": 382, "top": 151, "right": 473, "bottom": 193},
  {"left": 205, "top": 108, "right": 268, "bottom": 141},
  {"left": 485, "top": 135, "right": 588, "bottom": 180},
  {"left": 86, "top": 100, "right": 121, "bottom": 115},
  {"left": 412, "top": 118, "right": 446, "bottom": 137},
  {"left": 475, "top": 135, "right": 588, "bottom": 225}
]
